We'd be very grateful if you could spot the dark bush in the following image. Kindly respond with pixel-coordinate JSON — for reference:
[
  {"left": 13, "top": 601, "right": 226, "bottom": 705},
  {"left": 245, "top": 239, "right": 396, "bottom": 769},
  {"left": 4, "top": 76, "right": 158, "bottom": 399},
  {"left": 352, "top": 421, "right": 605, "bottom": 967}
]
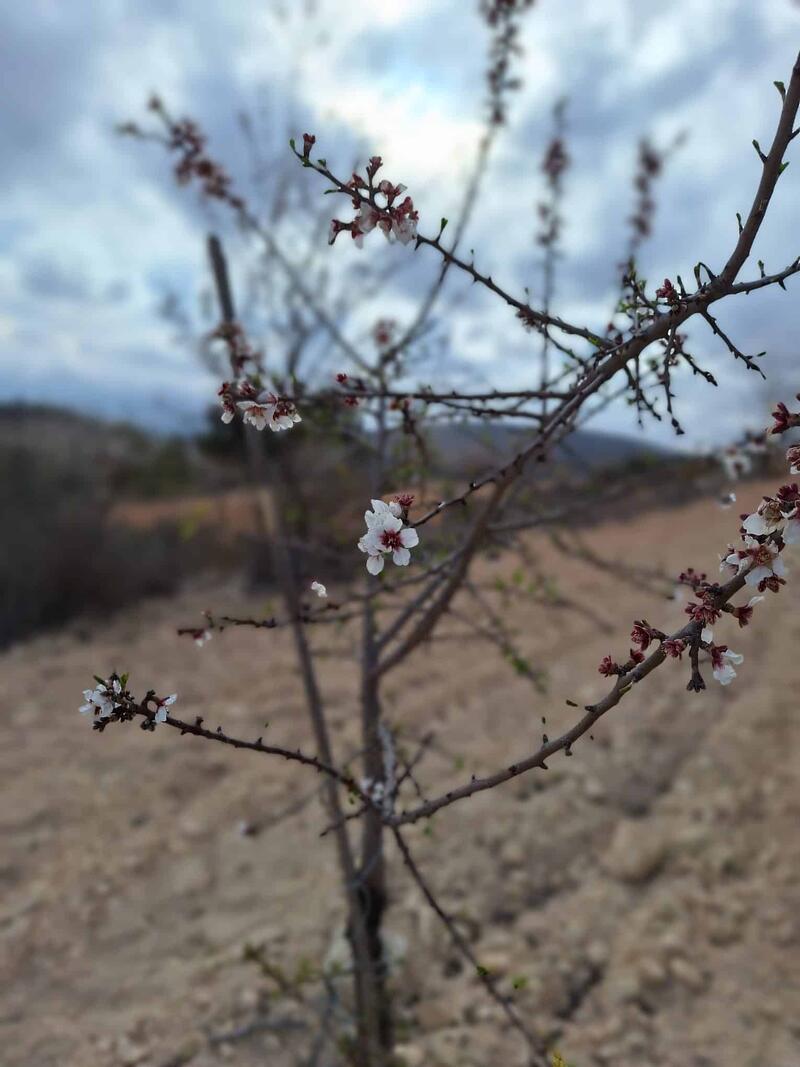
[{"left": 0, "top": 444, "right": 225, "bottom": 648}]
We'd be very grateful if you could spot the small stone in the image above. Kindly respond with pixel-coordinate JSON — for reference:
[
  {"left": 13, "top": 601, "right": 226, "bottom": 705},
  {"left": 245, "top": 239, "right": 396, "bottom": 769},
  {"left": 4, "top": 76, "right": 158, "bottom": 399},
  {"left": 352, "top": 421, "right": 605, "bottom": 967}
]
[
  {"left": 669, "top": 956, "right": 706, "bottom": 992},
  {"left": 602, "top": 820, "right": 670, "bottom": 883},
  {"left": 638, "top": 955, "right": 667, "bottom": 985},
  {"left": 586, "top": 940, "right": 610, "bottom": 967},
  {"left": 499, "top": 839, "right": 525, "bottom": 867},
  {"left": 115, "top": 1036, "right": 148, "bottom": 1066},
  {"left": 238, "top": 986, "right": 260, "bottom": 1010},
  {"left": 476, "top": 950, "right": 511, "bottom": 976},
  {"left": 584, "top": 777, "right": 607, "bottom": 801},
  {"left": 606, "top": 968, "right": 642, "bottom": 1002},
  {"left": 395, "top": 1043, "right": 425, "bottom": 1067},
  {"left": 658, "top": 927, "right": 685, "bottom": 954}
]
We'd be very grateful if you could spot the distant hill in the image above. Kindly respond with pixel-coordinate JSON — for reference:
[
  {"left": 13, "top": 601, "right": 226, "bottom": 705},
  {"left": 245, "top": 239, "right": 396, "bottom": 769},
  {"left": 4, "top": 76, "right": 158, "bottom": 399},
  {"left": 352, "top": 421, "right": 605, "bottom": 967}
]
[
  {"left": 0, "top": 404, "right": 216, "bottom": 498},
  {"left": 0, "top": 403, "right": 672, "bottom": 495},
  {"left": 0, "top": 404, "right": 151, "bottom": 469}
]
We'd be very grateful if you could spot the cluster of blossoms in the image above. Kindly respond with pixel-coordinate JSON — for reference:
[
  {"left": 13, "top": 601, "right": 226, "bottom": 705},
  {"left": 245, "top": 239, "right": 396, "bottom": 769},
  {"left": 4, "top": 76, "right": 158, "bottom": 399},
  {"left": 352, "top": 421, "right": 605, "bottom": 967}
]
[
  {"left": 139, "top": 96, "right": 244, "bottom": 210},
  {"left": 598, "top": 440, "right": 800, "bottom": 690},
  {"left": 325, "top": 153, "right": 419, "bottom": 249},
  {"left": 358, "top": 496, "right": 419, "bottom": 575},
  {"left": 310, "top": 580, "right": 328, "bottom": 599},
  {"left": 80, "top": 678, "right": 123, "bottom": 720},
  {"left": 359, "top": 776, "right": 394, "bottom": 817},
  {"left": 218, "top": 380, "right": 301, "bottom": 432},
  {"left": 212, "top": 322, "right": 301, "bottom": 432},
  {"left": 79, "top": 676, "right": 177, "bottom": 727}
]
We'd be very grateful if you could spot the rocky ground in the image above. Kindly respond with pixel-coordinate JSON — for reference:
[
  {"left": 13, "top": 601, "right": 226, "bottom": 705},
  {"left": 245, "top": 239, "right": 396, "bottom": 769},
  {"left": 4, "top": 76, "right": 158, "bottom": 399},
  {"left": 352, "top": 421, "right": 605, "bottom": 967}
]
[{"left": 1, "top": 481, "right": 799, "bottom": 1067}]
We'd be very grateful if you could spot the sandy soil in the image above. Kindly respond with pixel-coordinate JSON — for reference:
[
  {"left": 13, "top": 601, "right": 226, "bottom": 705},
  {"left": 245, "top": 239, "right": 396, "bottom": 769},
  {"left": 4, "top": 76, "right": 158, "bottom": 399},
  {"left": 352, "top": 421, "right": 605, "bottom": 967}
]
[{"left": 2, "top": 482, "right": 799, "bottom": 1067}]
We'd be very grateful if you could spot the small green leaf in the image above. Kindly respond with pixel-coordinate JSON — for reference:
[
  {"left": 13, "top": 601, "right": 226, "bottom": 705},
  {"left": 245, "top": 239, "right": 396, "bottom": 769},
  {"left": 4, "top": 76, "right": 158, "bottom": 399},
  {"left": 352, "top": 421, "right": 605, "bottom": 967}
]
[
  {"left": 774, "top": 80, "right": 786, "bottom": 100},
  {"left": 289, "top": 137, "right": 296, "bottom": 150}
]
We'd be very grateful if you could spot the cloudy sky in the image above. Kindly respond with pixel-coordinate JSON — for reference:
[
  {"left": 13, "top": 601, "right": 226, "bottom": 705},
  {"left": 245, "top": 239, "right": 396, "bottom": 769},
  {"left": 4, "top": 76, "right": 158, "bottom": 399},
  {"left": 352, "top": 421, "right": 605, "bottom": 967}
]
[{"left": 2, "top": 0, "right": 799, "bottom": 448}]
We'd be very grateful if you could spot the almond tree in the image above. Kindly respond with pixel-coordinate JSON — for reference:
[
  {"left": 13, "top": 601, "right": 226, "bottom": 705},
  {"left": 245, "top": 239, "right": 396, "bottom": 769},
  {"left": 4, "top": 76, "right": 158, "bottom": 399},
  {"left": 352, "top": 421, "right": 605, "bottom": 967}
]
[{"left": 88, "top": 10, "right": 800, "bottom": 1065}]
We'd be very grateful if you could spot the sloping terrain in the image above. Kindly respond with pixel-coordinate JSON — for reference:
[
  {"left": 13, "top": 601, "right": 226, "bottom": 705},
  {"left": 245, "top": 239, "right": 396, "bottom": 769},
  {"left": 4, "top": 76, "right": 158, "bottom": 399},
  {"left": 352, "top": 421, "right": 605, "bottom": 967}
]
[{"left": 1, "top": 483, "right": 798, "bottom": 1067}]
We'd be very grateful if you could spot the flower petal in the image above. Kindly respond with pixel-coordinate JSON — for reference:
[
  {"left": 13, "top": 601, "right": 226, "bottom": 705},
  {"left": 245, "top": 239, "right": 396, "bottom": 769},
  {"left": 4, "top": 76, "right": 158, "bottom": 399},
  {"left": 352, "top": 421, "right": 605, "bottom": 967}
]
[
  {"left": 366, "top": 554, "right": 385, "bottom": 576},
  {"left": 713, "top": 664, "right": 737, "bottom": 686},
  {"left": 745, "top": 566, "right": 769, "bottom": 586},
  {"left": 399, "top": 527, "right": 419, "bottom": 548},
  {"left": 742, "top": 513, "right": 770, "bottom": 535}
]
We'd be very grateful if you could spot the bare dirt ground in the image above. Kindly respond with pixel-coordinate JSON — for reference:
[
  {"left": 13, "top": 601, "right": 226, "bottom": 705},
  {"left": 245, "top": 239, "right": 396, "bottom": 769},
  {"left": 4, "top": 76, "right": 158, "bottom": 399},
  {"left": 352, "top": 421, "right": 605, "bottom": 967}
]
[{"left": 2, "top": 481, "right": 799, "bottom": 1067}]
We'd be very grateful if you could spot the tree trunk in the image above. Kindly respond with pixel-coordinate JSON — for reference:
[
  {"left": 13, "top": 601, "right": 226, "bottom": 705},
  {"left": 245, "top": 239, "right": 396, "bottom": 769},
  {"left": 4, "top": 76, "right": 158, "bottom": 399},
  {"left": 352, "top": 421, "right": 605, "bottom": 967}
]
[{"left": 352, "top": 645, "right": 393, "bottom": 1061}]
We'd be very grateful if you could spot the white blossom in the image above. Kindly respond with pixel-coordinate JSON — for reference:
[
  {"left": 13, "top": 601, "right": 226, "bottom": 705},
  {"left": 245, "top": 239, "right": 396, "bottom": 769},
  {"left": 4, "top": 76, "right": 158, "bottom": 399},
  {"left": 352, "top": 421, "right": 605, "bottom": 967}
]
[
  {"left": 356, "top": 206, "right": 380, "bottom": 235},
  {"left": 79, "top": 679, "right": 121, "bottom": 719},
  {"left": 742, "top": 499, "right": 784, "bottom": 537},
  {"left": 360, "top": 776, "right": 386, "bottom": 806},
  {"left": 719, "top": 552, "right": 739, "bottom": 581},
  {"left": 194, "top": 630, "right": 212, "bottom": 647},
  {"left": 358, "top": 499, "right": 419, "bottom": 574},
  {"left": 392, "top": 214, "right": 418, "bottom": 245},
  {"left": 725, "top": 537, "right": 787, "bottom": 587},
  {"left": 238, "top": 391, "right": 301, "bottom": 432},
  {"left": 712, "top": 648, "right": 743, "bottom": 686},
  {"left": 153, "top": 693, "right": 177, "bottom": 724},
  {"left": 311, "top": 580, "right": 328, "bottom": 599}
]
